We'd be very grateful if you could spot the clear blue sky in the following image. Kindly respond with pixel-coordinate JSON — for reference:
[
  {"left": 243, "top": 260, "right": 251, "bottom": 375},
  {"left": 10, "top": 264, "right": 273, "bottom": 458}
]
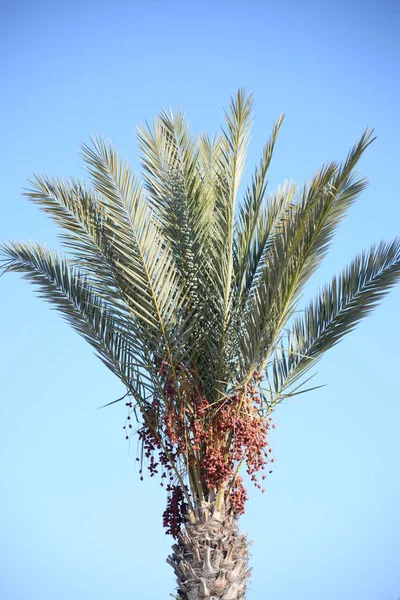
[{"left": 1, "top": 1, "right": 399, "bottom": 599}]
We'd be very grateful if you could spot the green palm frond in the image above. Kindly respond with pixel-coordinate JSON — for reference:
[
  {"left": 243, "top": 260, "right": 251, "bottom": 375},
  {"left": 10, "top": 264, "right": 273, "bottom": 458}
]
[
  {"left": 267, "top": 238, "right": 400, "bottom": 401},
  {"left": 234, "top": 113, "right": 285, "bottom": 299},
  {"left": 240, "top": 129, "right": 375, "bottom": 379},
  {"left": 0, "top": 241, "right": 152, "bottom": 393},
  {"left": 137, "top": 109, "right": 211, "bottom": 264},
  {"left": 23, "top": 175, "right": 123, "bottom": 301},
  {"left": 238, "top": 161, "right": 338, "bottom": 374},
  {"left": 23, "top": 173, "right": 188, "bottom": 371},
  {"left": 137, "top": 111, "right": 219, "bottom": 387},
  {"left": 229, "top": 182, "right": 297, "bottom": 376},
  {"left": 80, "top": 137, "right": 188, "bottom": 362},
  {"left": 214, "top": 89, "right": 254, "bottom": 390}
]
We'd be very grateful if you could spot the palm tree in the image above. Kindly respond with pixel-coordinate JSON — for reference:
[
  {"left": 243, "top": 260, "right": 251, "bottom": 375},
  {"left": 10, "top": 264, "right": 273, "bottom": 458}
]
[{"left": 1, "top": 90, "right": 399, "bottom": 600}]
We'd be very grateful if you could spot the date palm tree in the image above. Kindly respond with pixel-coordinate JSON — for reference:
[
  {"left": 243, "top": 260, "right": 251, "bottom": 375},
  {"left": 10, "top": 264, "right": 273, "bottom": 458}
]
[{"left": 1, "top": 90, "right": 399, "bottom": 600}]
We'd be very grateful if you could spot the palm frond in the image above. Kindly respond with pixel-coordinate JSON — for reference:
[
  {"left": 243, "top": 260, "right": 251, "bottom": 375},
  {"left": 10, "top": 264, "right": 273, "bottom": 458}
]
[
  {"left": 138, "top": 109, "right": 212, "bottom": 266},
  {"left": 234, "top": 113, "right": 285, "bottom": 299},
  {"left": 80, "top": 137, "right": 188, "bottom": 363},
  {"left": 241, "top": 129, "right": 375, "bottom": 378},
  {"left": 0, "top": 241, "right": 152, "bottom": 392},
  {"left": 267, "top": 238, "right": 400, "bottom": 400},
  {"left": 239, "top": 161, "right": 338, "bottom": 374},
  {"left": 214, "top": 89, "right": 254, "bottom": 390},
  {"left": 23, "top": 175, "right": 124, "bottom": 302},
  {"left": 137, "top": 111, "right": 220, "bottom": 384}
]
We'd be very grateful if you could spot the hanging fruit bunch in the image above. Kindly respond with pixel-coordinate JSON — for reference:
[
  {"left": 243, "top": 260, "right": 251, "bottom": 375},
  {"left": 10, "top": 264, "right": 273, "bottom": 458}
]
[{"left": 123, "top": 361, "right": 275, "bottom": 538}]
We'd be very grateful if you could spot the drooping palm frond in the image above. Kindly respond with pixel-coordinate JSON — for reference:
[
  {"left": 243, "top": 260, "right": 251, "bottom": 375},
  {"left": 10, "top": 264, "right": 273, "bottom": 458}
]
[
  {"left": 0, "top": 240, "right": 198, "bottom": 505},
  {"left": 24, "top": 169, "right": 190, "bottom": 370},
  {"left": 24, "top": 175, "right": 125, "bottom": 302},
  {"left": 0, "top": 241, "right": 150, "bottom": 391},
  {"left": 266, "top": 238, "right": 400, "bottom": 402}
]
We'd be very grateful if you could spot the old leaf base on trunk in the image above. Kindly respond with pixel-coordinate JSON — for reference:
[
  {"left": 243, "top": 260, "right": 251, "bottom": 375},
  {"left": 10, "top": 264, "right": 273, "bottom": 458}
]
[{"left": 168, "top": 502, "right": 252, "bottom": 600}]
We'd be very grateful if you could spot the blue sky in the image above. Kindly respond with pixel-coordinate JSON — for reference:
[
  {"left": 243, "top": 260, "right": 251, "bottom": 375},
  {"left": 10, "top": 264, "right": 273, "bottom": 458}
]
[{"left": 1, "top": 1, "right": 399, "bottom": 599}]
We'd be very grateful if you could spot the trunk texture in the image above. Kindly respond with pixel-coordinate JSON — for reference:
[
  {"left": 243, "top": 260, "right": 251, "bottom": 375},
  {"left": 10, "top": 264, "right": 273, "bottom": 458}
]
[{"left": 168, "top": 502, "right": 252, "bottom": 600}]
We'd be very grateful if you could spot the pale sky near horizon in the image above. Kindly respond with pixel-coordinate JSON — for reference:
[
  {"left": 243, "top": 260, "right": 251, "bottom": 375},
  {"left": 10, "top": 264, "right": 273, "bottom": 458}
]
[{"left": 1, "top": 1, "right": 399, "bottom": 599}]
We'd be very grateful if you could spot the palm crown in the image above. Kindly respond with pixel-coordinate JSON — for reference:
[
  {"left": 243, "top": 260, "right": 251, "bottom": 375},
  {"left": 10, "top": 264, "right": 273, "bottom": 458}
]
[{"left": 2, "top": 90, "right": 400, "bottom": 539}]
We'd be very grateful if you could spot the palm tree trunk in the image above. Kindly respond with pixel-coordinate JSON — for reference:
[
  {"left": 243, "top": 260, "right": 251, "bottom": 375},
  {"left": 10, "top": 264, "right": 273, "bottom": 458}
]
[{"left": 168, "top": 502, "right": 251, "bottom": 600}]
